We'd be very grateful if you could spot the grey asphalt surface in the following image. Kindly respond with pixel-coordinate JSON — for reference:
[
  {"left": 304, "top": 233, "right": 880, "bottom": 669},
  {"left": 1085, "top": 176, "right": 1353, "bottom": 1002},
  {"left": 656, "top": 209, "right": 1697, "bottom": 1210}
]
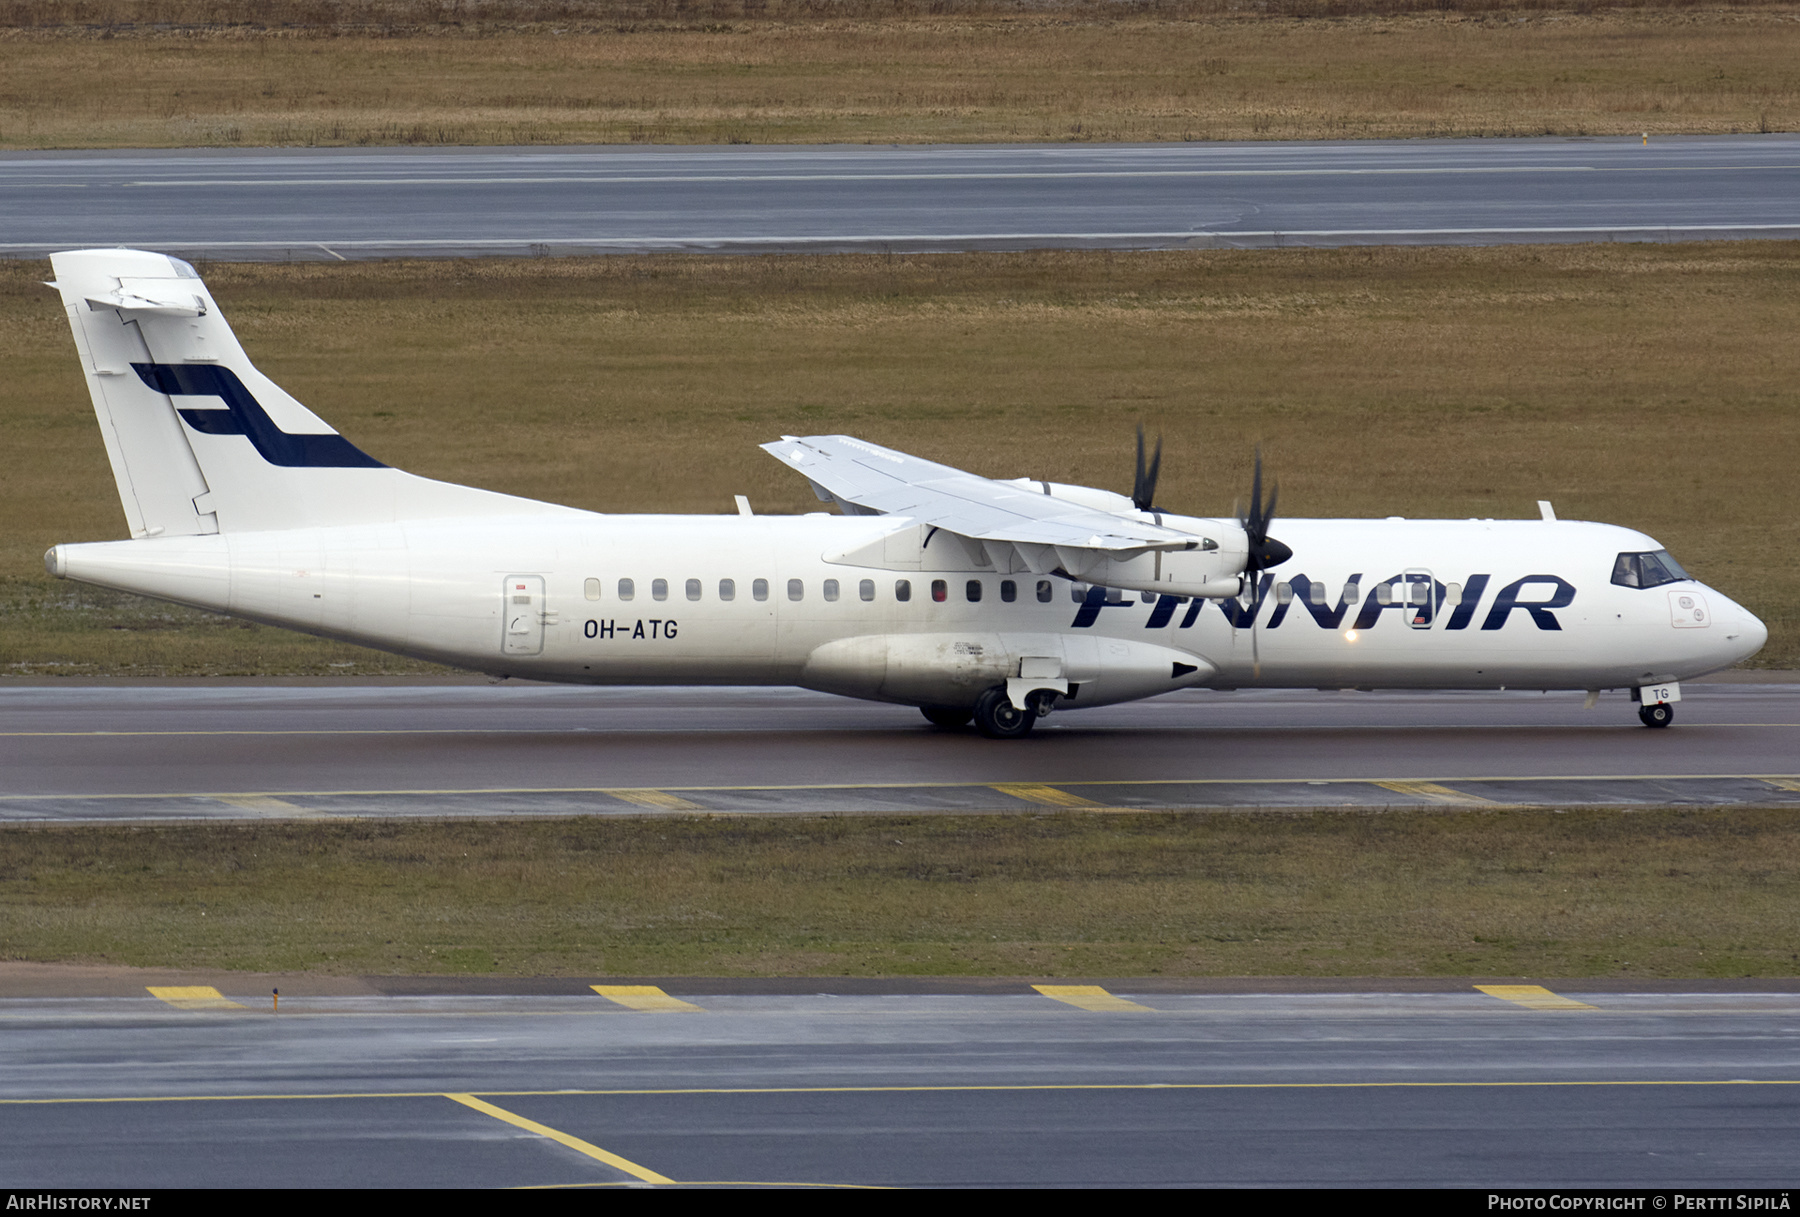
[
  {"left": 7, "top": 683, "right": 1795, "bottom": 1188},
  {"left": 2, "top": 680, "right": 1796, "bottom": 820},
  {"left": 4, "top": 136, "right": 1799, "bottom": 259},
  {"left": 2, "top": 987, "right": 1796, "bottom": 1188}
]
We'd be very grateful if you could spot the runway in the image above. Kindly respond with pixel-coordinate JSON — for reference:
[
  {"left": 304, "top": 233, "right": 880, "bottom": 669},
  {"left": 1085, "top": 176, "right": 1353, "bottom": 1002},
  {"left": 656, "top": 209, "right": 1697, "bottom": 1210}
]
[
  {"left": 4, "top": 680, "right": 1796, "bottom": 821},
  {"left": 4, "top": 136, "right": 1799, "bottom": 260},
  {"left": 3, "top": 979, "right": 1796, "bottom": 1188}
]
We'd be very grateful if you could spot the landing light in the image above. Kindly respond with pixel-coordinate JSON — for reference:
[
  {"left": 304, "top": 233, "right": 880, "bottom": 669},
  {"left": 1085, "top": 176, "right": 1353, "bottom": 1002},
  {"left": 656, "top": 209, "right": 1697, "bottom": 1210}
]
[{"left": 1345, "top": 630, "right": 1359, "bottom": 642}]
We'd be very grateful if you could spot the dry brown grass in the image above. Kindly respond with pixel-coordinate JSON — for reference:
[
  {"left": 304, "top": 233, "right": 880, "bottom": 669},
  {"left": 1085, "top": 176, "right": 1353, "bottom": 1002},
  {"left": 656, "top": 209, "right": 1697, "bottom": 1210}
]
[
  {"left": 3, "top": 242, "right": 1796, "bottom": 674},
  {"left": 3, "top": 809, "right": 1797, "bottom": 977},
  {"left": 3, "top": 5, "right": 1799, "bottom": 148},
  {"left": 3, "top": 0, "right": 1790, "bottom": 26}
]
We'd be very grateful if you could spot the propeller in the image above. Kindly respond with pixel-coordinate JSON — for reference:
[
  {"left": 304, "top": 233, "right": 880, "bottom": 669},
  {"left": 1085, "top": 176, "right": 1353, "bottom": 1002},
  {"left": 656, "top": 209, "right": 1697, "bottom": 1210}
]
[
  {"left": 1240, "top": 447, "right": 1292, "bottom": 583},
  {"left": 1131, "top": 425, "right": 1164, "bottom": 514},
  {"left": 1237, "top": 448, "right": 1292, "bottom": 679}
]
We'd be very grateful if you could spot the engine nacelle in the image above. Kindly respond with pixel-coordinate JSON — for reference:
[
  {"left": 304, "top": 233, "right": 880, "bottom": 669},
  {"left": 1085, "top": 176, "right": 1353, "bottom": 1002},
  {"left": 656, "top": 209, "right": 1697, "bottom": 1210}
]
[{"left": 1056, "top": 514, "right": 1251, "bottom": 599}]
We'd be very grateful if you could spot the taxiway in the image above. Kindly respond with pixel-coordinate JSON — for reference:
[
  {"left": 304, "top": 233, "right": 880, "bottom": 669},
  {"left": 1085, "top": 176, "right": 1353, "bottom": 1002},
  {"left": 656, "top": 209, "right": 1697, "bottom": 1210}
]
[
  {"left": 3, "top": 680, "right": 1796, "bottom": 821},
  {"left": 4, "top": 136, "right": 1799, "bottom": 259},
  {"left": 2, "top": 979, "right": 1796, "bottom": 1188}
]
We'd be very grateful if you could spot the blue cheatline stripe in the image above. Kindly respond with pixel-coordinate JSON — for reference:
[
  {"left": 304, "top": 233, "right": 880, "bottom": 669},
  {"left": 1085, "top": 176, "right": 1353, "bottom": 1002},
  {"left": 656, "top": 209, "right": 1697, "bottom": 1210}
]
[{"left": 132, "top": 363, "right": 385, "bottom": 469}]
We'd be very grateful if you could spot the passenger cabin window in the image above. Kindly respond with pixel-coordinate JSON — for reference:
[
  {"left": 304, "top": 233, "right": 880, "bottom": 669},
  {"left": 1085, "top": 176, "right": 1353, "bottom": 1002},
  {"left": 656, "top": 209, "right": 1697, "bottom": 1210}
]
[
  {"left": 1036, "top": 580, "right": 1053, "bottom": 603},
  {"left": 1000, "top": 580, "right": 1017, "bottom": 603},
  {"left": 859, "top": 579, "right": 875, "bottom": 602},
  {"left": 651, "top": 578, "right": 668, "bottom": 602},
  {"left": 1612, "top": 550, "right": 1690, "bottom": 590},
  {"left": 719, "top": 578, "right": 736, "bottom": 601},
  {"left": 823, "top": 579, "right": 840, "bottom": 602},
  {"left": 895, "top": 579, "right": 912, "bottom": 602},
  {"left": 1276, "top": 581, "right": 1293, "bottom": 604},
  {"left": 931, "top": 579, "right": 948, "bottom": 603},
  {"left": 686, "top": 578, "right": 702, "bottom": 601},
  {"left": 965, "top": 580, "right": 982, "bottom": 603},
  {"left": 618, "top": 578, "right": 635, "bottom": 601},
  {"left": 584, "top": 578, "right": 601, "bottom": 601},
  {"left": 787, "top": 578, "right": 804, "bottom": 602},
  {"left": 752, "top": 578, "right": 769, "bottom": 602}
]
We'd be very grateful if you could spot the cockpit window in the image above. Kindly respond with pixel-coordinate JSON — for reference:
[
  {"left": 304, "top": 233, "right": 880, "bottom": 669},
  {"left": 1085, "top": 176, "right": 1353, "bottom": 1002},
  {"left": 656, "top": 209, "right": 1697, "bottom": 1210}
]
[{"left": 1611, "top": 550, "right": 1691, "bottom": 589}]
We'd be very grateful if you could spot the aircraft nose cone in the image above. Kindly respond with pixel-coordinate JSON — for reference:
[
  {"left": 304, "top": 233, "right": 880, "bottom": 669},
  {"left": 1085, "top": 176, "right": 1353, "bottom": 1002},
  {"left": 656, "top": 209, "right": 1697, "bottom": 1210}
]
[
  {"left": 1736, "top": 607, "right": 1769, "bottom": 661},
  {"left": 1712, "top": 590, "right": 1769, "bottom": 665}
]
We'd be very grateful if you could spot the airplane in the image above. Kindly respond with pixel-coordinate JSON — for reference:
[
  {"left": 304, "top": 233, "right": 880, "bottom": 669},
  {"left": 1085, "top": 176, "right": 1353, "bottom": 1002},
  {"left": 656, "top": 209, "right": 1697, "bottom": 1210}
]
[{"left": 40, "top": 248, "right": 1768, "bottom": 738}]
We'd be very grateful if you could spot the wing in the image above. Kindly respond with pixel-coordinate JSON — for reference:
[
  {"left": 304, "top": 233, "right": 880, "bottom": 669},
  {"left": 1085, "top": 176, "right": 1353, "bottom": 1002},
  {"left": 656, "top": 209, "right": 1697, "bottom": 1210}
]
[
  {"left": 762, "top": 434, "right": 1192, "bottom": 552},
  {"left": 761, "top": 435, "right": 1247, "bottom": 598}
]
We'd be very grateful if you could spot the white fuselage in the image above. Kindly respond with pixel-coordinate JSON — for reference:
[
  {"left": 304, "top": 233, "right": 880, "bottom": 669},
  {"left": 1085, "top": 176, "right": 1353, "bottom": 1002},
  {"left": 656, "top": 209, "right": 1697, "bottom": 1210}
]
[{"left": 49, "top": 510, "right": 1767, "bottom": 711}]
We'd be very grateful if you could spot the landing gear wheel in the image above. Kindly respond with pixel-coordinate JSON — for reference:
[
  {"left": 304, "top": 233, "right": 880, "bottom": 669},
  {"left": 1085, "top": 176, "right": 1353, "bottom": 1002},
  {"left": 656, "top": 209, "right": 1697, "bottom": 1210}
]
[
  {"left": 1638, "top": 703, "right": 1674, "bottom": 728},
  {"left": 973, "top": 686, "right": 1038, "bottom": 740},
  {"left": 921, "top": 705, "right": 973, "bottom": 729}
]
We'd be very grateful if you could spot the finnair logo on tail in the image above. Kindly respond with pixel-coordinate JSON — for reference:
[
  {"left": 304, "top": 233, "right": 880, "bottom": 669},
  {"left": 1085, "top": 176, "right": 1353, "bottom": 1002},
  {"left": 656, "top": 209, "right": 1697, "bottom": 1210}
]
[{"left": 132, "top": 363, "right": 384, "bottom": 469}]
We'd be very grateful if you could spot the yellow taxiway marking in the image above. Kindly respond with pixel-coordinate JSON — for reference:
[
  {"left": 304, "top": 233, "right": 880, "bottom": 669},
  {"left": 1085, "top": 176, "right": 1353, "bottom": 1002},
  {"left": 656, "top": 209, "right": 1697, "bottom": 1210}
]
[
  {"left": 1476, "top": 985, "right": 1598, "bottom": 1011},
  {"left": 1372, "top": 780, "right": 1496, "bottom": 805},
  {"left": 212, "top": 794, "right": 319, "bottom": 816},
  {"left": 146, "top": 986, "right": 245, "bottom": 1011},
  {"left": 445, "top": 1093, "right": 674, "bottom": 1184},
  {"left": 602, "top": 789, "right": 705, "bottom": 811},
  {"left": 1033, "top": 984, "right": 1153, "bottom": 1012},
  {"left": 1765, "top": 779, "right": 1800, "bottom": 792},
  {"left": 591, "top": 986, "right": 703, "bottom": 1013},
  {"left": 992, "top": 783, "right": 1105, "bottom": 809}
]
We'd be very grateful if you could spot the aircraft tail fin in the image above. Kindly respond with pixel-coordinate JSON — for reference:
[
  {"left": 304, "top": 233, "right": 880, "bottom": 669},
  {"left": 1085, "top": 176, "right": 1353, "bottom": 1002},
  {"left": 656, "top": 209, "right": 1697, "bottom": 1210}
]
[{"left": 49, "top": 248, "right": 564, "bottom": 536}]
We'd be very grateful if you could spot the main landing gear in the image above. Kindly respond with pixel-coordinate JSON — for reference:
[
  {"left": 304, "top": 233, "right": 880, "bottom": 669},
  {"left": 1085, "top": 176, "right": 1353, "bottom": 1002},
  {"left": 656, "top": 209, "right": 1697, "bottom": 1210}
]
[
  {"left": 1638, "top": 702, "right": 1674, "bottom": 728},
  {"left": 973, "top": 686, "right": 1038, "bottom": 739},
  {"left": 920, "top": 688, "right": 1043, "bottom": 738}
]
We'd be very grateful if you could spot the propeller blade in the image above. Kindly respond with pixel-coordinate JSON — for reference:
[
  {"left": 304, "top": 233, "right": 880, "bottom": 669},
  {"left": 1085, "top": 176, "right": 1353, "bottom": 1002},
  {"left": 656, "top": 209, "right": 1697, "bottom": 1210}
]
[
  {"left": 1239, "top": 446, "right": 1291, "bottom": 585},
  {"left": 1132, "top": 425, "right": 1163, "bottom": 513},
  {"left": 1250, "top": 575, "right": 1263, "bottom": 680},
  {"left": 1247, "top": 449, "right": 1264, "bottom": 532}
]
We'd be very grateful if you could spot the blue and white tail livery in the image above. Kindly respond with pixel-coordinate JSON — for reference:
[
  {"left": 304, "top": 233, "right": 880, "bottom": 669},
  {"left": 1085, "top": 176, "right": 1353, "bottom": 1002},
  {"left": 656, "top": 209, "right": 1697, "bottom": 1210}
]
[{"left": 43, "top": 249, "right": 1766, "bottom": 738}]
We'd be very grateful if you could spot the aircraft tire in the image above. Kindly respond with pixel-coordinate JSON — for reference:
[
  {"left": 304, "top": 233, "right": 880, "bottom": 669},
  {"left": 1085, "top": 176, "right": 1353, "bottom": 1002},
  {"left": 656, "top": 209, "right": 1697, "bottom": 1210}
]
[
  {"left": 1638, "top": 703, "right": 1674, "bottom": 728},
  {"left": 921, "top": 705, "right": 974, "bottom": 729},
  {"left": 973, "top": 686, "right": 1038, "bottom": 740}
]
